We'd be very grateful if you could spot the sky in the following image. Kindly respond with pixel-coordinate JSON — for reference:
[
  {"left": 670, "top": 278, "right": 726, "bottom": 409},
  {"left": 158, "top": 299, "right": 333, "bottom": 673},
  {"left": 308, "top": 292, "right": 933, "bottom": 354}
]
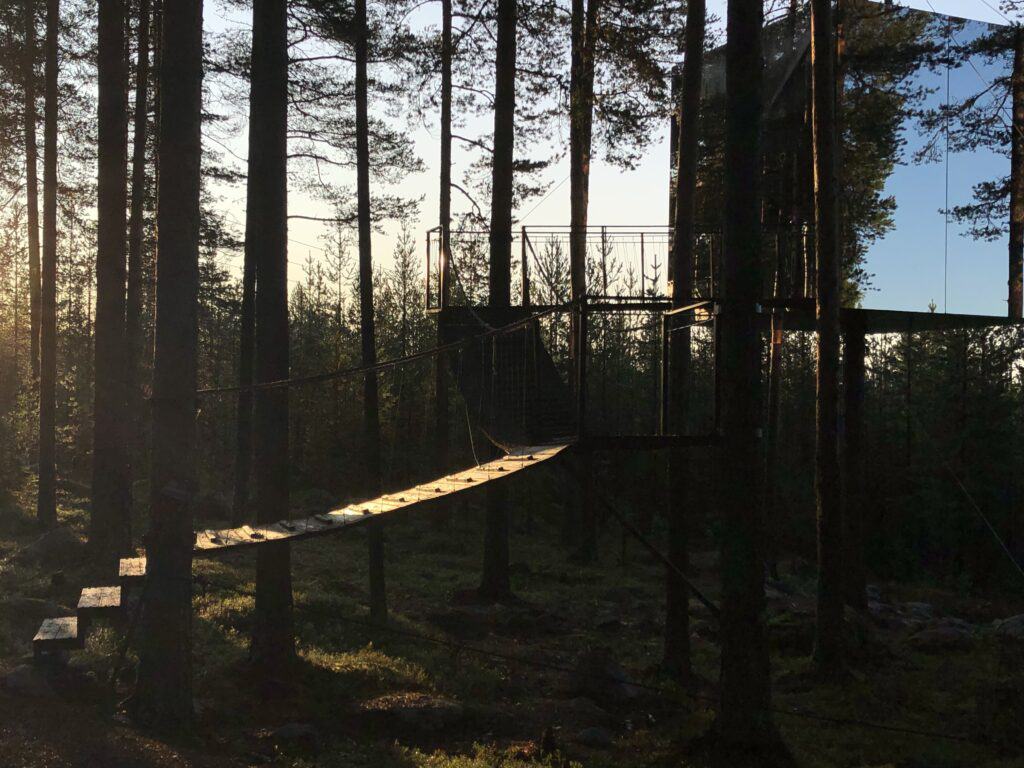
[{"left": 205, "top": 0, "right": 1016, "bottom": 316}]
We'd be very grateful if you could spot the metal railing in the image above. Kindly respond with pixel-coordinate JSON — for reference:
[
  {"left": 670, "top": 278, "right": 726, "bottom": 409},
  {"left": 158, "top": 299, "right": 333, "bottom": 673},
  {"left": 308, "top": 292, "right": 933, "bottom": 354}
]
[{"left": 426, "top": 225, "right": 729, "bottom": 310}]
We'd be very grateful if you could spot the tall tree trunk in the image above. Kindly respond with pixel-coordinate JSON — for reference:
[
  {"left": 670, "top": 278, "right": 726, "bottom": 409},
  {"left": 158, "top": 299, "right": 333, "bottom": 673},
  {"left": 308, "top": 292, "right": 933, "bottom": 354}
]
[
  {"left": 810, "top": 0, "right": 844, "bottom": 676},
  {"left": 433, "top": 0, "right": 452, "bottom": 522},
  {"left": 250, "top": 0, "right": 294, "bottom": 669},
  {"left": 37, "top": 0, "right": 58, "bottom": 529},
  {"left": 1010, "top": 28, "right": 1023, "bottom": 319},
  {"left": 569, "top": 0, "right": 597, "bottom": 302},
  {"left": 479, "top": 0, "right": 517, "bottom": 602},
  {"left": 715, "top": 0, "right": 781, "bottom": 752},
  {"left": 355, "top": 0, "right": 386, "bottom": 623},
  {"left": 92, "top": 0, "right": 131, "bottom": 561},
  {"left": 668, "top": 70, "right": 680, "bottom": 233},
  {"left": 763, "top": 249, "right": 785, "bottom": 581},
  {"left": 231, "top": 225, "right": 256, "bottom": 525},
  {"left": 843, "top": 318, "right": 866, "bottom": 609},
  {"left": 150, "top": 0, "right": 163, "bottom": 339},
  {"left": 130, "top": 0, "right": 203, "bottom": 732},
  {"left": 569, "top": 0, "right": 600, "bottom": 564},
  {"left": 126, "top": 0, "right": 151, "bottom": 514},
  {"left": 663, "top": 0, "right": 705, "bottom": 681},
  {"left": 23, "top": 0, "right": 41, "bottom": 383}
]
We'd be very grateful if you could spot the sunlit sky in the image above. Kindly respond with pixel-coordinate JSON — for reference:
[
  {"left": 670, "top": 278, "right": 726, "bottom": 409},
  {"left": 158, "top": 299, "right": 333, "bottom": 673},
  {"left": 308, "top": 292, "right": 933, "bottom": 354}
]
[{"left": 204, "top": 0, "right": 1015, "bottom": 315}]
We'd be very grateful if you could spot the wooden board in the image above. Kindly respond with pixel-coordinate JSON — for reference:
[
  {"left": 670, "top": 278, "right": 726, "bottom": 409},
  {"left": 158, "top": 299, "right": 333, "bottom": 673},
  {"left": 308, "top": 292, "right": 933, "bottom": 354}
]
[
  {"left": 78, "top": 586, "right": 122, "bottom": 618},
  {"left": 33, "top": 616, "right": 82, "bottom": 653},
  {"left": 119, "top": 557, "right": 147, "bottom": 584},
  {"left": 193, "top": 443, "right": 570, "bottom": 556}
]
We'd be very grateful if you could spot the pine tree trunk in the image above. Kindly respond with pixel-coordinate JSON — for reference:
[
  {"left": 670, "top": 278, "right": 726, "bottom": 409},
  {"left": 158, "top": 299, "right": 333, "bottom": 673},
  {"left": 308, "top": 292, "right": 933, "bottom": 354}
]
[
  {"left": 1009, "top": 28, "right": 1023, "bottom": 319},
  {"left": 715, "top": 0, "right": 779, "bottom": 750},
  {"left": 355, "top": 0, "right": 386, "bottom": 623},
  {"left": 126, "top": 0, "right": 151, "bottom": 515},
  {"left": 668, "top": 70, "right": 680, "bottom": 232},
  {"left": 810, "top": 0, "right": 844, "bottom": 676},
  {"left": 231, "top": 228, "right": 256, "bottom": 525},
  {"left": 663, "top": 0, "right": 704, "bottom": 681},
  {"left": 433, "top": 0, "right": 452, "bottom": 523},
  {"left": 569, "top": 0, "right": 597, "bottom": 302},
  {"left": 130, "top": 0, "right": 203, "bottom": 732},
  {"left": 843, "top": 319, "right": 866, "bottom": 609},
  {"left": 479, "top": 0, "right": 517, "bottom": 601},
  {"left": 37, "top": 0, "right": 58, "bottom": 529},
  {"left": 250, "top": 0, "right": 295, "bottom": 669},
  {"left": 569, "top": 0, "right": 599, "bottom": 564},
  {"left": 92, "top": 0, "right": 131, "bottom": 561},
  {"left": 23, "top": 0, "right": 41, "bottom": 383},
  {"left": 764, "top": 252, "right": 784, "bottom": 581},
  {"left": 150, "top": 0, "right": 162, "bottom": 338}
]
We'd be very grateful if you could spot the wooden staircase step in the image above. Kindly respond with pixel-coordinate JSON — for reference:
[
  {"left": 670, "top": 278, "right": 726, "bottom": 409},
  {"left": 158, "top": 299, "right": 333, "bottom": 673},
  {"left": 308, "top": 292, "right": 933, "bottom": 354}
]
[
  {"left": 33, "top": 616, "right": 83, "bottom": 656},
  {"left": 119, "top": 556, "right": 146, "bottom": 587},
  {"left": 77, "top": 586, "right": 122, "bottom": 623}
]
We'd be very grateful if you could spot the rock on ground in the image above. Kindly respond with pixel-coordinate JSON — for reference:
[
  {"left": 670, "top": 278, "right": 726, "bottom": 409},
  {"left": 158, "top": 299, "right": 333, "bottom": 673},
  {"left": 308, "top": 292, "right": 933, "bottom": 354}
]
[{"left": 994, "top": 614, "right": 1024, "bottom": 641}]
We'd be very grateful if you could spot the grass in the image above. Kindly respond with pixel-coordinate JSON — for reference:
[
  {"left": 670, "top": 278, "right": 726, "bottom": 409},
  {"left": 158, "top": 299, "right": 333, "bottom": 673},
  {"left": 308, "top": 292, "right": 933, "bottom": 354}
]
[{"left": 1, "top": 466, "right": 1023, "bottom": 767}]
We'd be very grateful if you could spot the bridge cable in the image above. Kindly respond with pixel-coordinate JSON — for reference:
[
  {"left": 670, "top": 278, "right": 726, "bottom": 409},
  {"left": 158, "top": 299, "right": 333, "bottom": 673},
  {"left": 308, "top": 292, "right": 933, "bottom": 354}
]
[
  {"left": 910, "top": 409, "right": 1024, "bottom": 584},
  {"left": 560, "top": 450, "right": 721, "bottom": 618},
  {"left": 194, "top": 306, "right": 561, "bottom": 396}
]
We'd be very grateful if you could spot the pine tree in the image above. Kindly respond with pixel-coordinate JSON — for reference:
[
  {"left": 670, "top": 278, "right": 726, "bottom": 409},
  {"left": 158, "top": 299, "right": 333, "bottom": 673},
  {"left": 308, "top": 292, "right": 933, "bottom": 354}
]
[
  {"left": 355, "top": 0, "right": 387, "bottom": 624},
  {"left": 22, "top": 0, "right": 41, "bottom": 383},
  {"left": 131, "top": 0, "right": 204, "bottom": 732},
  {"left": 810, "top": 0, "right": 844, "bottom": 677},
  {"left": 664, "top": 0, "right": 705, "bottom": 682},
  {"left": 125, "top": 0, "right": 151, "bottom": 508},
  {"left": 713, "top": 0, "right": 786, "bottom": 758},
  {"left": 250, "top": 0, "right": 295, "bottom": 670},
  {"left": 92, "top": 0, "right": 131, "bottom": 560},
  {"left": 479, "top": 0, "right": 517, "bottom": 602},
  {"left": 37, "top": 0, "right": 58, "bottom": 529}
]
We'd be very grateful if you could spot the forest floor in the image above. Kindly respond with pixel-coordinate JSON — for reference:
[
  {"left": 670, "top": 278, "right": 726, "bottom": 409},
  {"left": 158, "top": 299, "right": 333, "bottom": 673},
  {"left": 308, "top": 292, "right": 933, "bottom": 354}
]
[{"left": 1, "top": 466, "right": 1024, "bottom": 768}]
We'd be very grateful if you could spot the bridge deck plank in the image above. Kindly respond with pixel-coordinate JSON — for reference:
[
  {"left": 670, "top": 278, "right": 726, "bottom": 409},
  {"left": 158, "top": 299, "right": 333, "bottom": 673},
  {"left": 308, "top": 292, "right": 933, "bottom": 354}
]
[{"left": 190, "top": 443, "right": 568, "bottom": 556}]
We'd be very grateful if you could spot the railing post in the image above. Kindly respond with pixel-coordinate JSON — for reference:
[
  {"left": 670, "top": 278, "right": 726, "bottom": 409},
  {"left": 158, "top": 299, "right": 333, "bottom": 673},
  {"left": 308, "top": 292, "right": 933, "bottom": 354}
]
[
  {"left": 426, "top": 228, "right": 433, "bottom": 309},
  {"left": 575, "top": 296, "right": 588, "bottom": 437},
  {"left": 521, "top": 226, "right": 530, "bottom": 307},
  {"left": 600, "top": 225, "right": 608, "bottom": 295},
  {"left": 439, "top": 224, "right": 450, "bottom": 309},
  {"left": 660, "top": 311, "right": 670, "bottom": 434},
  {"left": 640, "top": 232, "right": 646, "bottom": 297}
]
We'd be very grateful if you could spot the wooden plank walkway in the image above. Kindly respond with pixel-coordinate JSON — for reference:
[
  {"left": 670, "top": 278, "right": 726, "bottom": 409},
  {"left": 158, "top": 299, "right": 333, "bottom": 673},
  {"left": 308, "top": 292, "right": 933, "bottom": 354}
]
[
  {"left": 33, "top": 445, "right": 569, "bottom": 657},
  {"left": 33, "top": 617, "right": 82, "bottom": 655},
  {"left": 193, "top": 443, "right": 569, "bottom": 556},
  {"left": 77, "top": 586, "right": 122, "bottom": 623}
]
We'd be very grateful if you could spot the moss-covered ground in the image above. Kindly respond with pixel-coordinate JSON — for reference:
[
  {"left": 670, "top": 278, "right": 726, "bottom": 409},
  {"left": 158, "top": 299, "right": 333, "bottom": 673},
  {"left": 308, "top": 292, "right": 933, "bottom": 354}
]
[{"left": 1, "top": 467, "right": 1022, "bottom": 767}]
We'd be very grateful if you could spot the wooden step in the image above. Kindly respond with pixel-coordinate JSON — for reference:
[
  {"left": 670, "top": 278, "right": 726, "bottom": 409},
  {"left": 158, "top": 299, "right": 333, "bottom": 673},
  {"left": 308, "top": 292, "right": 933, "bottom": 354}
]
[
  {"left": 77, "top": 586, "right": 122, "bottom": 624},
  {"left": 33, "top": 616, "right": 83, "bottom": 656},
  {"left": 119, "top": 557, "right": 146, "bottom": 587}
]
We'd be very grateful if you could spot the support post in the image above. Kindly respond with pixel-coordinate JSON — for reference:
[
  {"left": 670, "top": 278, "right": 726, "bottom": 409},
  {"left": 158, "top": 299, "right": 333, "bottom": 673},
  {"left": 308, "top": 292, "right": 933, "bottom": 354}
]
[
  {"left": 426, "top": 228, "right": 433, "bottom": 309},
  {"left": 576, "top": 298, "right": 588, "bottom": 437},
  {"left": 660, "top": 312, "right": 670, "bottom": 434},
  {"left": 640, "top": 232, "right": 646, "bottom": 296},
  {"left": 843, "top": 316, "right": 867, "bottom": 609},
  {"left": 600, "top": 225, "right": 608, "bottom": 294},
  {"left": 521, "top": 226, "right": 530, "bottom": 307}
]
